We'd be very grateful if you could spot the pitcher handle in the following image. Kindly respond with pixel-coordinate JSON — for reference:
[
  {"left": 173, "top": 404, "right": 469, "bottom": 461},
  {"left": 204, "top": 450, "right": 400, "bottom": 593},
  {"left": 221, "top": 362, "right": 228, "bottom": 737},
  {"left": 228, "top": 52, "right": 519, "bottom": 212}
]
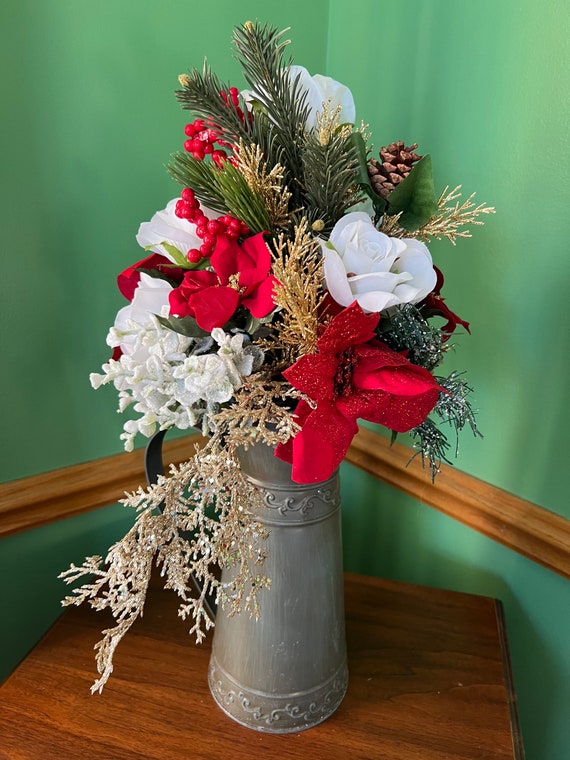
[{"left": 144, "top": 429, "right": 218, "bottom": 620}]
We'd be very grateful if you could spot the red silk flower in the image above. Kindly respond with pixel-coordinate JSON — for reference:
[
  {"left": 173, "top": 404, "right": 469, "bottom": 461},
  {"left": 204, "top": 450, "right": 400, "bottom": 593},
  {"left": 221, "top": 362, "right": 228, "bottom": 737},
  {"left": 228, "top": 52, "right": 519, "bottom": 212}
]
[
  {"left": 117, "top": 253, "right": 185, "bottom": 301},
  {"left": 169, "top": 233, "right": 278, "bottom": 331},
  {"left": 276, "top": 302, "right": 443, "bottom": 483},
  {"left": 421, "top": 266, "right": 470, "bottom": 338}
]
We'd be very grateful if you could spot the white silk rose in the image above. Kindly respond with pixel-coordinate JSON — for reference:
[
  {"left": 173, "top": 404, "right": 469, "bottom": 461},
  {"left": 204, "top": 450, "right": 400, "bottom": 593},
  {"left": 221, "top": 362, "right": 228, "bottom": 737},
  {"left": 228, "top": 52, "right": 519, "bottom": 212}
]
[
  {"left": 108, "top": 273, "right": 173, "bottom": 359},
  {"left": 288, "top": 65, "right": 355, "bottom": 129},
  {"left": 136, "top": 198, "right": 216, "bottom": 260},
  {"left": 321, "top": 212, "right": 437, "bottom": 313}
]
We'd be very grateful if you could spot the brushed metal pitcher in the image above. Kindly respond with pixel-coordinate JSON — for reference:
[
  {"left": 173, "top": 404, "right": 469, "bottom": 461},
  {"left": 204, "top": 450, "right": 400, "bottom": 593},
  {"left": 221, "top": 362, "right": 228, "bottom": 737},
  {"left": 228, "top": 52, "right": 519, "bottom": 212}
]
[{"left": 145, "top": 433, "right": 348, "bottom": 733}]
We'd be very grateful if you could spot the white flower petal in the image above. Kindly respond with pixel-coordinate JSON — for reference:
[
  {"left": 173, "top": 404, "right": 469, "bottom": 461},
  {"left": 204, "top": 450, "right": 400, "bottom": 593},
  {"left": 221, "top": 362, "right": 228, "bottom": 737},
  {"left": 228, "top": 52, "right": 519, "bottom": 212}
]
[
  {"left": 322, "top": 248, "right": 356, "bottom": 307},
  {"left": 322, "top": 212, "right": 437, "bottom": 313}
]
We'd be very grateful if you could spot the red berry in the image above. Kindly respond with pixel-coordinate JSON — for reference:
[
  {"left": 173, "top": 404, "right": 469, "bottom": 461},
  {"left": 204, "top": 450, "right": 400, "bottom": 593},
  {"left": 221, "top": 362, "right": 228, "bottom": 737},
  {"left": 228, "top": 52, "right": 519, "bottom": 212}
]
[
  {"left": 175, "top": 199, "right": 191, "bottom": 218},
  {"left": 184, "top": 124, "right": 196, "bottom": 137},
  {"left": 187, "top": 249, "right": 202, "bottom": 263},
  {"left": 226, "top": 228, "right": 240, "bottom": 240},
  {"left": 181, "top": 188, "right": 194, "bottom": 201},
  {"left": 207, "top": 219, "right": 221, "bottom": 235},
  {"left": 212, "top": 150, "right": 227, "bottom": 166},
  {"left": 193, "top": 119, "right": 204, "bottom": 130},
  {"left": 183, "top": 139, "right": 194, "bottom": 152},
  {"left": 200, "top": 242, "right": 214, "bottom": 256},
  {"left": 196, "top": 224, "right": 207, "bottom": 238},
  {"left": 203, "top": 233, "right": 216, "bottom": 247}
]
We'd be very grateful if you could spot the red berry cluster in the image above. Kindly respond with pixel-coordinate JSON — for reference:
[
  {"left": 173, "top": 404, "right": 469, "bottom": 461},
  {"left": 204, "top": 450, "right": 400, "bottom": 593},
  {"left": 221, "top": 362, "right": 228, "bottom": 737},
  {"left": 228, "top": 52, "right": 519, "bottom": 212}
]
[
  {"left": 183, "top": 119, "right": 230, "bottom": 165},
  {"left": 175, "top": 188, "right": 250, "bottom": 263},
  {"left": 220, "top": 87, "right": 249, "bottom": 123}
]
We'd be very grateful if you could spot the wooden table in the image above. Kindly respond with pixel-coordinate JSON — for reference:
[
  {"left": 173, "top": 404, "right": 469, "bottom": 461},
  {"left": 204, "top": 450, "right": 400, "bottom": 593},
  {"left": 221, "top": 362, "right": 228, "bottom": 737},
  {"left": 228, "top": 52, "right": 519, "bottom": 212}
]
[{"left": 0, "top": 573, "right": 524, "bottom": 759}]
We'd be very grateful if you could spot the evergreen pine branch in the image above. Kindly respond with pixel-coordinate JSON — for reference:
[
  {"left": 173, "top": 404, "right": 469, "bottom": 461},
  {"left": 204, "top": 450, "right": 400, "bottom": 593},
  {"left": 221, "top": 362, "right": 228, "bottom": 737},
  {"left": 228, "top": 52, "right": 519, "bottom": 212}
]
[
  {"left": 408, "top": 370, "right": 482, "bottom": 480},
  {"left": 215, "top": 161, "right": 273, "bottom": 232},
  {"left": 168, "top": 151, "right": 230, "bottom": 213},
  {"left": 176, "top": 64, "right": 252, "bottom": 143},
  {"left": 301, "top": 128, "right": 361, "bottom": 233},
  {"left": 232, "top": 22, "right": 311, "bottom": 202},
  {"left": 168, "top": 151, "right": 273, "bottom": 233},
  {"left": 379, "top": 304, "right": 447, "bottom": 371},
  {"left": 408, "top": 418, "right": 451, "bottom": 481}
]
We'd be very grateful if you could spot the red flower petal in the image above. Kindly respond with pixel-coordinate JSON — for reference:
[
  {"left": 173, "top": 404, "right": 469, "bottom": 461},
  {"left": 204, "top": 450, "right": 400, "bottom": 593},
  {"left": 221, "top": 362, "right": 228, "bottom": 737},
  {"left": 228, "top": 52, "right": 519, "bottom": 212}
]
[
  {"left": 241, "top": 233, "right": 271, "bottom": 272},
  {"left": 242, "top": 274, "right": 279, "bottom": 318},
  {"left": 365, "top": 386, "right": 441, "bottom": 432},
  {"left": 210, "top": 238, "right": 240, "bottom": 284},
  {"left": 274, "top": 400, "right": 312, "bottom": 465},
  {"left": 282, "top": 354, "right": 338, "bottom": 401},
  {"left": 289, "top": 402, "right": 357, "bottom": 483},
  {"left": 317, "top": 301, "right": 378, "bottom": 355},
  {"left": 188, "top": 286, "right": 240, "bottom": 331},
  {"left": 117, "top": 253, "right": 183, "bottom": 301}
]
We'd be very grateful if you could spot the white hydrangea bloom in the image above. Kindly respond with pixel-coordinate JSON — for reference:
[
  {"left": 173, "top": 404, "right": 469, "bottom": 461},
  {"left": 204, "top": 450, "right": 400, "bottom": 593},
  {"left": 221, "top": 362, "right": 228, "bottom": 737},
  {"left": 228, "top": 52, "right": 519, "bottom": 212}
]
[{"left": 90, "top": 319, "right": 264, "bottom": 451}]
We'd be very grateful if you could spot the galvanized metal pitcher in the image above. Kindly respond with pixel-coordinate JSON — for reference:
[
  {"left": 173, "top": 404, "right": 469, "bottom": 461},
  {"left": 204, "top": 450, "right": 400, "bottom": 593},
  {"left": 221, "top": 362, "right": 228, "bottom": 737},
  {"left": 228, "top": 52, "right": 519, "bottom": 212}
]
[{"left": 145, "top": 433, "right": 348, "bottom": 733}]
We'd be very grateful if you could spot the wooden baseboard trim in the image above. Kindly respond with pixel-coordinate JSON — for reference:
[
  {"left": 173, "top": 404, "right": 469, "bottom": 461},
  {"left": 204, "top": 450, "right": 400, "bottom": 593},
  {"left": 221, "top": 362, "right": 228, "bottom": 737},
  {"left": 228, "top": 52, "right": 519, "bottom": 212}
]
[
  {"left": 345, "top": 428, "right": 570, "bottom": 580},
  {"left": 1, "top": 429, "right": 568, "bottom": 580}
]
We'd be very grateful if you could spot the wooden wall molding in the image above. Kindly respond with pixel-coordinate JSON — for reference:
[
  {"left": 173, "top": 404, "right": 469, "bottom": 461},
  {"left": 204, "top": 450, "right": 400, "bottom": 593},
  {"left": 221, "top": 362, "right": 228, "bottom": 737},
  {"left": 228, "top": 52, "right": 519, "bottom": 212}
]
[{"left": 1, "top": 429, "right": 568, "bottom": 580}]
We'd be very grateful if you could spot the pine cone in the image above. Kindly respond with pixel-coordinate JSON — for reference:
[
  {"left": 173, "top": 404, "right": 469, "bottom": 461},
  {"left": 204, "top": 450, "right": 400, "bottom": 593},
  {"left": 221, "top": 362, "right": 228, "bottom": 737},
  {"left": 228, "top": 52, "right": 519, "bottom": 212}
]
[{"left": 368, "top": 141, "right": 422, "bottom": 200}]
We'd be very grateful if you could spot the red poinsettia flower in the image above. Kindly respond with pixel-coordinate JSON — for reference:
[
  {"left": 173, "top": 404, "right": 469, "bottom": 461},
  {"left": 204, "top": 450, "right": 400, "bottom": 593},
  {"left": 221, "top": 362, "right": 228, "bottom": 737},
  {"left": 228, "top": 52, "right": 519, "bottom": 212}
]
[
  {"left": 421, "top": 266, "right": 470, "bottom": 338},
  {"left": 169, "top": 232, "right": 278, "bottom": 331},
  {"left": 117, "top": 253, "right": 185, "bottom": 301},
  {"left": 276, "top": 302, "right": 443, "bottom": 483}
]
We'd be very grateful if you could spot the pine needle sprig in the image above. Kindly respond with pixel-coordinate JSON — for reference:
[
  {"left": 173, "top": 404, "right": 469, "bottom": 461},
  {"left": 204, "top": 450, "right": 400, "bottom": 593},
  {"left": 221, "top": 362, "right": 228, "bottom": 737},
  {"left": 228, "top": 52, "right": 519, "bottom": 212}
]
[
  {"left": 379, "top": 304, "right": 447, "bottom": 371},
  {"left": 232, "top": 22, "right": 312, "bottom": 200},
  {"left": 168, "top": 151, "right": 274, "bottom": 233},
  {"left": 408, "top": 370, "right": 482, "bottom": 479},
  {"left": 176, "top": 64, "right": 253, "bottom": 144},
  {"left": 168, "top": 151, "right": 229, "bottom": 213},
  {"left": 433, "top": 371, "right": 482, "bottom": 446},
  {"left": 301, "top": 107, "right": 361, "bottom": 233}
]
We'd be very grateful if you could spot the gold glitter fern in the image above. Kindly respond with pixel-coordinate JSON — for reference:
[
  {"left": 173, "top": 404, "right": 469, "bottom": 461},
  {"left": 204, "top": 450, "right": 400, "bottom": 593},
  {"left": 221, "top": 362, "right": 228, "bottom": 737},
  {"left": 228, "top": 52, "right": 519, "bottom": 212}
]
[
  {"left": 235, "top": 141, "right": 292, "bottom": 229},
  {"left": 380, "top": 185, "right": 495, "bottom": 244}
]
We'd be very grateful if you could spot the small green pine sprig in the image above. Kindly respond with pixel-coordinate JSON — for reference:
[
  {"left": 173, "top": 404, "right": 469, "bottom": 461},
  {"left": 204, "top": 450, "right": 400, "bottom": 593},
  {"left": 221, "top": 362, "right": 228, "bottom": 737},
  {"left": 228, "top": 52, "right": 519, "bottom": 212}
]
[
  {"left": 409, "top": 371, "right": 482, "bottom": 480},
  {"left": 301, "top": 127, "right": 362, "bottom": 235},
  {"left": 379, "top": 304, "right": 447, "bottom": 371},
  {"left": 168, "top": 152, "right": 273, "bottom": 233}
]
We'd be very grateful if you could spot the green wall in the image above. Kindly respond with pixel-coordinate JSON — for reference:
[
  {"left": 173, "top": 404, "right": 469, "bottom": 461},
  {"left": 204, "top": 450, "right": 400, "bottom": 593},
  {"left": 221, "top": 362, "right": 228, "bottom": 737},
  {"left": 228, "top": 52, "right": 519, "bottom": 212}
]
[{"left": 1, "top": 2, "right": 568, "bottom": 759}]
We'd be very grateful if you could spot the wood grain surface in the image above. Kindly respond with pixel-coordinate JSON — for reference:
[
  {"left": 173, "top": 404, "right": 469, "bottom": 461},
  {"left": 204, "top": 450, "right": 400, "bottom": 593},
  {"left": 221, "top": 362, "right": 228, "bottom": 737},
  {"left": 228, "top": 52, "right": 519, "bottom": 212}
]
[{"left": 0, "top": 573, "right": 524, "bottom": 760}]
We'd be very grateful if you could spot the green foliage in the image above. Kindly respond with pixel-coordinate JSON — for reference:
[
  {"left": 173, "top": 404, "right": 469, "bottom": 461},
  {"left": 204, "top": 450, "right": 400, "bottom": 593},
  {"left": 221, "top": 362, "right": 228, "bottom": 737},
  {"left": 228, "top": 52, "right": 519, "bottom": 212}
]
[
  {"left": 350, "top": 132, "right": 386, "bottom": 219},
  {"left": 387, "top": 155, "right": 438, "bottom": 231},
  {"left": 379, "top": 304, "right": 446, "bottom": 371},
  {"left": 155, "top": 315, "right": 209, "bottom": 338},
  {"left": 168, "top": 152, "right": 272, "bottom": 233},
  {"left": 408, "top": 370, "right": 481, "bottom": 479},
  {"left": 232, "top": 23, "right": 310, "bottom": 189},
  {"left": 301, "top": 129, "right": 362, "bottom": 234}
]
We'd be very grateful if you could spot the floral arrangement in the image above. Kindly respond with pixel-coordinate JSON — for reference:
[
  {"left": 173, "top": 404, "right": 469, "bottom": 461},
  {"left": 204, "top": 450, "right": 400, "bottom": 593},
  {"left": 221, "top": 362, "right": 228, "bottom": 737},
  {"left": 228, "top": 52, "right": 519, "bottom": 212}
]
[{"left": 60, "top": 22, "right": 493, "bottom": 692}]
